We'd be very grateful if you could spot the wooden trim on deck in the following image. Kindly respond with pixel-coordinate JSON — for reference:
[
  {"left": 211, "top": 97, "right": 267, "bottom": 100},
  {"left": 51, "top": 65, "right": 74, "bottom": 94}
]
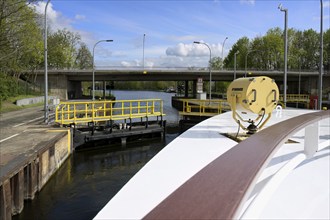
[{"left": 143, "top": 110, "right": 329, "bottom": 220}]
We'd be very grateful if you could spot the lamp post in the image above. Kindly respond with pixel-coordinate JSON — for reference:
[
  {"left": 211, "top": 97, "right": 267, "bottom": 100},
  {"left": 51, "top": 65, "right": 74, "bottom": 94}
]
[
  {"left": 44, "top": 0, "right": 50, "bottom": 123},
  {"left": 92, "top": 39, "right": 113, "bottom": 101},
  {"left": 143, "top": 33, "right": 146, "bottom": 73},
  {"left": 318, "top": 0, "right": 323, "bottom": 110},
  {"left": 278, "top": 3, "right": 288, "bottom": 108},
  {"left": 234, "top": 50, "right": 239, "bottom": 79},
  {"left": 194, "top": 41, "right": 212, "bottom": 102},
  {"left": 221, "top": 37, "right": 228, "bottom": 69},
  {"left": 245, "top": 49, "right": 256, "bottom": 77}
]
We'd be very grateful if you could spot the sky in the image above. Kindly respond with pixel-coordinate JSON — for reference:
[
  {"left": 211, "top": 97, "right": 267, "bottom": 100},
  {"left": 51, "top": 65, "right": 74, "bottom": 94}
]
[{"left": 31, "top": 0, "right": 330, "bottom": 69}]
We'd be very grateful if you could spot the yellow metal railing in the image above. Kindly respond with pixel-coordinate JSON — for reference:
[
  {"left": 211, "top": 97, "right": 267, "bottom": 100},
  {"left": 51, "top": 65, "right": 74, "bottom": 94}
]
[
  {"left": 279, "top": 94, "right": 310, "bottom": 108},
  {"left": 178, "top": 94, "right": 311, "bottom": 118},
  {"left": 179, "top": 99, "right": 230, "bottom": 117},
  {"left": 55, "top": 99, "right": 164, "bottom": 125},
  {"left": 279, "top": 94, "right": 310, "bottom": 102}
]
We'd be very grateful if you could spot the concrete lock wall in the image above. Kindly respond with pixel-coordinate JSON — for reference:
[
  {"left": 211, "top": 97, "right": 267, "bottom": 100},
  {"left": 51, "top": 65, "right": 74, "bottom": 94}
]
[
  {"left": 16, "top": 96, "right": 57, "bottom": 106},
  {"left": 0, "top": 130, "right": 72, "bottom": 220}
]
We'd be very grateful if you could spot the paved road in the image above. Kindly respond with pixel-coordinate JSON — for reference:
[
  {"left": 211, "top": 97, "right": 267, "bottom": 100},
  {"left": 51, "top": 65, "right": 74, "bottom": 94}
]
[
  {"left": 0, "top": 106, "right": 63, "bottom": 180},
  {"left": 0, "top": 106, "right": 54, "bottom": 143}
]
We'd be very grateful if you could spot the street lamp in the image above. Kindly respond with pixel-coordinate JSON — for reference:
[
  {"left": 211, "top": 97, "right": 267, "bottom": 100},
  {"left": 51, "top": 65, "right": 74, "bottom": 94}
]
[
  {"left": 234, "top": 50, "right": 239, "bottom": 79},
  {"left": 92, "top": 39, "right": 113, "bottom": 101},
  {"left": 318, "top": 0, "right": 323, "bottom": 110},
  {"left": 278, "top": 3, "right": 288, "bottom": 107},
  {"left": 245, "top": 49, "right": 256, "bottom": 77},
  {"left": 143, "top": 33, "right": 147, "bottom": 74},
  {"left": 194, "top": 41, "right": 212, "bottom": 102},
  {"left": 221, "top": 37, "right": 228, "bottom": 69},
  {"left": 44, "top": 0, "right": 51, "bottom": 123}
]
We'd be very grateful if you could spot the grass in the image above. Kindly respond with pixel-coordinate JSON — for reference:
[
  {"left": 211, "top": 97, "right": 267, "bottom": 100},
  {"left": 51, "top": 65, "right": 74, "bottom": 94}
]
[{"left": 0, "top": 95, "right": 44, "bottom": 114}]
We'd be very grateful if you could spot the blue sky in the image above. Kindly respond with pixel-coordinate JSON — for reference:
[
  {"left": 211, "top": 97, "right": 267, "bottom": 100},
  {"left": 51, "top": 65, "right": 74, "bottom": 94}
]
[{"left": 32, "top": 0, "right": 330, "bottom": 69}]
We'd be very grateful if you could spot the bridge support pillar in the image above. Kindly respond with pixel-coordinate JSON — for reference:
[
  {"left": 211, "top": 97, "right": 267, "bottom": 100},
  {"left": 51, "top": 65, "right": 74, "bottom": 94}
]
[
  {"left": 185, "top": 81, "right": 189, "bottom": 97},
  {"left": 193, "top": 80, "right": 197, "bottom": 98},
  {"left": 103, "top": 81, "right": 106, "bottom": 100}
]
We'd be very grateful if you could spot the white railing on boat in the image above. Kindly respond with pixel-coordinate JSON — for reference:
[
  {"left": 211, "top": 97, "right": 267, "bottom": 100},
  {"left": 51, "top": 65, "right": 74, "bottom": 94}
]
[{"left": 143, "top": 110, "right": 329, "bottom": 219}]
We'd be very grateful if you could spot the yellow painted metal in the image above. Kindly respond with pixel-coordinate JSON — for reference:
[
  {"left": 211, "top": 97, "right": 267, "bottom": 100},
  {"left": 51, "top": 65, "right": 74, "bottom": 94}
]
[
  {"left": 55, "top": 99, "right": 165, "bottom": 125},
  {"left": 227, "top": 76, "right": 279, "bottom": 115},
  {"left": 280, "top": 94, "right": 310, "bottom": 102},
  {"left": 227, "top": 76, "right": 279, "bottom": 132},
  {"left": 179, "top": 99, "right": 230, "bottom": 117},
  {"left": 47, "top": 129, "right": 72, "bottom": 154}
]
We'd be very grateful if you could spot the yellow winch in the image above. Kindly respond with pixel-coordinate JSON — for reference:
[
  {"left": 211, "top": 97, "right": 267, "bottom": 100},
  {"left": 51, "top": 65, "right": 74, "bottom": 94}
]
[{"left": 227, "top": 76, "right": 279, "bottom": 134}]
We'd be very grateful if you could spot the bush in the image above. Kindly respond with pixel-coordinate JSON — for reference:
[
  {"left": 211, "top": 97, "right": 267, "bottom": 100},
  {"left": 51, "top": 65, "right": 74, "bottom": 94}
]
[{"left": 0, "top": 72, "right": 13, "bottom": 103}]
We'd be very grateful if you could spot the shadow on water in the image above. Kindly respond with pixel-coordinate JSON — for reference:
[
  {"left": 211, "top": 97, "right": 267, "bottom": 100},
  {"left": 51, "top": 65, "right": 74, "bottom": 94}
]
[
  {"left": 13, "top": 126, "right": 180, "bottom": 220},
  {"left": 14, "top": 91, "right": 182, "bottom": 220}
]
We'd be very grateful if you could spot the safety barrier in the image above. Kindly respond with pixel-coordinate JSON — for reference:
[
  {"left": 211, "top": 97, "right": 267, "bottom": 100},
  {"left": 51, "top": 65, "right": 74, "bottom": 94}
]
[
  {"left": 179, "top": 99, "right": 231, "bottom": 117},
  {"left": 281, "top": 94, "right": 309, "bottom": 102},
  {"left": 55, "top": 99, "right": 164, "bottom": 125},
  {"left": 179, "top": 94, "right": 311, "bottom": 118},
  {"left": 279, "top": 94, "right": 310, "bottom": 108}
]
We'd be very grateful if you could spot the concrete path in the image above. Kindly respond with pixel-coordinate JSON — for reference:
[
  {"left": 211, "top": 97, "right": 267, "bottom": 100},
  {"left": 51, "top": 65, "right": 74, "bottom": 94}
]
[{"left": 0, "top": 106, "right": 65, "bottom": 181}]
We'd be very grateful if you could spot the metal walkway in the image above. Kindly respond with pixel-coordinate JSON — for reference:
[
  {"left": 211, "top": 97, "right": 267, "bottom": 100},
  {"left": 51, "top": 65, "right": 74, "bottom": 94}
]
[
  {"left": 179, "top": 99, "right": 231, "bottom": 117},
  {"left": 55, "top": 99, "right": 165, "bottom": 125}
]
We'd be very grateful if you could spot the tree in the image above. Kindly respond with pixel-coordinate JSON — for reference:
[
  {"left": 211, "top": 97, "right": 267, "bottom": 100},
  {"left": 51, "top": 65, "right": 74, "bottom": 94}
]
[
  {"left": 0, "top": 0, "right": 42, "bottom": 73},
  {"left": 47, "top": 29, "right": 81, "bottom": 69},
  {"left": 75, "top": 43, "right": 92, "bottom": 69},
  {"left": 224, "top": 37, "right": 249, "bottom": 69},
  {"left": 224, "top": 27, "right": 328, "bottom": 72},
  {"left": 209, "top": 57, "right": 222, "bottom": 70},
  {"left": 323, "top": 28, "right": 330, "bottom": 71}
]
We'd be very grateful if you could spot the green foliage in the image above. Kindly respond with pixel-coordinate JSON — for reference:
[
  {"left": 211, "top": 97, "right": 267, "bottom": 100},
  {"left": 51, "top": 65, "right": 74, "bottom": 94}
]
[
  {"left": 223, "top": 27, "right": 329, "bottom": 72},
  {"left": 0, "top": 0, "right": 43, "bottom": 73},
  {"left": 0, "top": 0, "right": 92, "bottom": 106},
  {"left": 223, "top": 37, "right": 250, "bottom": 69},
  {"left": 210, "top": 57, "right": 223, "bottom": 70},
  {"left": 47, "top": 29, "right": 81, "bottom": 69},
  {"left": 0, "top": 72, "right": 12, "bottom": 102},
  {"left": 75, "top": 43, "right": 93, "bottom": 69},
  {"left": 324, "top": 29, "right": 330, "bottom": 71}
]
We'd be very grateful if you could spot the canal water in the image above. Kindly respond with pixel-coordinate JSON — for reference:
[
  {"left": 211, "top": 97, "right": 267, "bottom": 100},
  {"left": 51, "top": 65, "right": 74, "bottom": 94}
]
[{"left": 13, "top": 90, "right": 181, "bottom": 220}]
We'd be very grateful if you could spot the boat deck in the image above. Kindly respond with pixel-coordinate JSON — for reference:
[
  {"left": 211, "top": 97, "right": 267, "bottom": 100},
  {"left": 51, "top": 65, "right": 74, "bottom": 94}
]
[{"left": 94, "top": 109, "right": 329, "bottom": 220}]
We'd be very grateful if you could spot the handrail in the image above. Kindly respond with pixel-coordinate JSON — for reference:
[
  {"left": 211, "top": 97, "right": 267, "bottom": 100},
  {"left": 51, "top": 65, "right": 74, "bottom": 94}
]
[
  {"left": 179, "top": 99, "right": 230, "bottom": 116},
  {"left": 279, "top": 94, "right": 310, "bottom": 101},
  {"left": 55, "top": 99, "right": 165, "bottom": 125},
  {"left": 143, "top": 110, "right": 329, "bottom": 219}
]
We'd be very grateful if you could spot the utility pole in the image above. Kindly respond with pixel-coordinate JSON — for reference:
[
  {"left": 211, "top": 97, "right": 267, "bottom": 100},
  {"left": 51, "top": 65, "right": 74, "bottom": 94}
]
[
  {"left": 44, "top": 0, "right": 51, "bottom": 123},
  {"left": 318, "top": 0, "right": 323, "bottom": 110}
]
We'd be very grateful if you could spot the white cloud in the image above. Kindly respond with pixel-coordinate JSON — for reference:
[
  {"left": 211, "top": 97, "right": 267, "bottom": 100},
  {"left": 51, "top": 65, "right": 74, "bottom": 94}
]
[
  {"left": 166, "top": 42, "right": 223, "bottom": 58},
  {"left": 31, "top": 2, "right": 72, "bottom": 32},
  {"left": 240, "top": 0, "right": 255, "bottom": 5},
  {"left": 324, "top": 1, "right": 330, "bottom": 8},
  {"left": 120, "top": 61, "right": 134, "bottom": 67},
  {"left": 166, "top": 43, "right": 194, "bottom": 57},
  {"left": 75, "top": 14, "right": 86, "bottom": 21},
  {"left": 30, "top": 2, "right": 97, "bottom": 54},
  {"left": 168, "top": 35, "right": 199, "bottom": 42}
]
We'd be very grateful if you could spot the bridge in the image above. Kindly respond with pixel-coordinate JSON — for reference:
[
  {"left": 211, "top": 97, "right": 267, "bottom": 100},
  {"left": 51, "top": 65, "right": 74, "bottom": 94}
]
[{"left": 28, "top": 68, "right": 329, "bottom": 100}]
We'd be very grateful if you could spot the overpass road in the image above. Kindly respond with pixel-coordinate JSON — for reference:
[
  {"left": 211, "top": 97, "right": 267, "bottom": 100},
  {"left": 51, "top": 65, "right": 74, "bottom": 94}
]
[
  {"left": 27, "top": 69, "right": 329, "bottom": 100},
  {"left": 31, "top": 69, "right": 327, "bottom": 82}
]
